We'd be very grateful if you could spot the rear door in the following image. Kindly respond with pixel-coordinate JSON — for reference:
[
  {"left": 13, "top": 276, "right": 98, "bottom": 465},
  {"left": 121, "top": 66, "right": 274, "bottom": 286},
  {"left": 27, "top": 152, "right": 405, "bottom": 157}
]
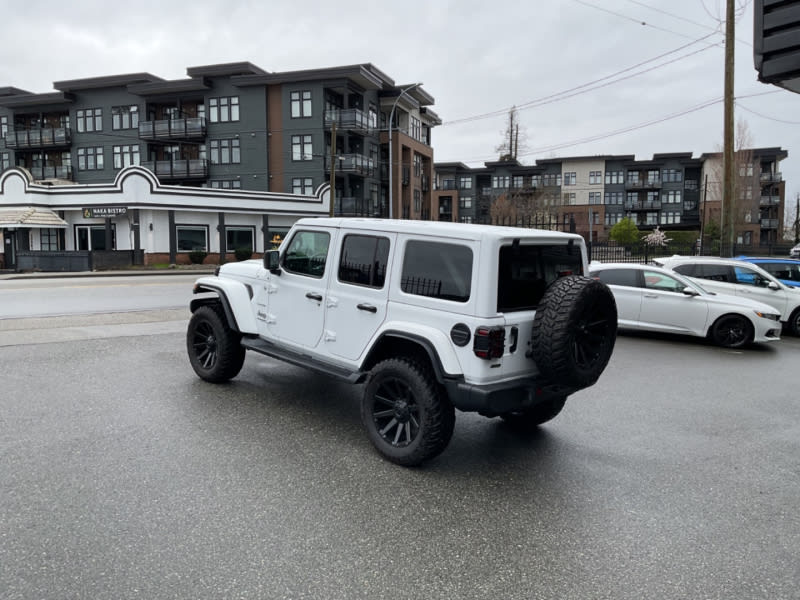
[{"left": 592, "top": 268, "right": 643, "bottom": 328}]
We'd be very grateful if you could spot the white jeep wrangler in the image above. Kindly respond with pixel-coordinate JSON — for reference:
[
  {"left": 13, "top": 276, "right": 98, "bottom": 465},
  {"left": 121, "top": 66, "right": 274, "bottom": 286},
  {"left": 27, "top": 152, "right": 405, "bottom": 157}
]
[{"left": 187, "top": 218, "right": 617, "bottom": 466}]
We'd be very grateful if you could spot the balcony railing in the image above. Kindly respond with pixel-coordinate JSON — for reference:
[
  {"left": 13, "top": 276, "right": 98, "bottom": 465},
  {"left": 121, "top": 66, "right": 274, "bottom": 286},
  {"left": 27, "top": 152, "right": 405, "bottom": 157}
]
[
  {"left": 760, "top": 195, "right": 781, "bottom": 206},
  {"left": 760, "top": 172, "right": 782, "bottom": 182},
  {"left": 5, "top": 127, "right": 72, "bottom": 149},
  {"left": 141, "top": 159, "right": 208, "bottom": 180},
  {"left": 626, "top": 178, "right": 661, "bottom": 190},
  {"left": 323, "top": 109, "right": 376, "bottom": 134},
  {"left": 138, "top": 117, "right": 206, "bottom": 141},
  {"left": 332, "top": 196, "right": 381, "bottom": 217},
  {"left": 760, "top": 218, "right": 779, "bottom": 229},
  {"left": 28, "top": 165, "right": 74, "bottom": 181},
  {"left": 624, "top": 200, "right": 662, "bottom": 210},
  {"left": 324, "top": 153, "right": 374, "bottom": 176}
]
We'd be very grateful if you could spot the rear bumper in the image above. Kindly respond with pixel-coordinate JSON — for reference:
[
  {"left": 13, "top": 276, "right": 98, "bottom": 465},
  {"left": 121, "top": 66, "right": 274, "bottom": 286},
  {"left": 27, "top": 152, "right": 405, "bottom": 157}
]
[{"left": 444, "top": 376, "right": 577, "bottom": 415}]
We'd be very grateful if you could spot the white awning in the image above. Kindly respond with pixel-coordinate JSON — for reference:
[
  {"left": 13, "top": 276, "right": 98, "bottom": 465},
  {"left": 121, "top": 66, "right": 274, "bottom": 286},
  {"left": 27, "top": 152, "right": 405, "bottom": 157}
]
[{"left": 0, "top": 207, "right": 68, "bottom": 229}]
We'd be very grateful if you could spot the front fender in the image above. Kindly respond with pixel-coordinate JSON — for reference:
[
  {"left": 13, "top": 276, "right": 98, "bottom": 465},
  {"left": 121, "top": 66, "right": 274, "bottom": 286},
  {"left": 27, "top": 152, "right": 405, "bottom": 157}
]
[{"left": 191, "top": 276, "right": 259, "bottom": 334}]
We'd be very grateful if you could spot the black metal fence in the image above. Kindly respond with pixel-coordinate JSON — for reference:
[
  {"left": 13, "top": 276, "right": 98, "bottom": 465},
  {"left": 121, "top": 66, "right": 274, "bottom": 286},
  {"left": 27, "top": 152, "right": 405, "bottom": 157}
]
[{"left": 588, "top": 240, "right": 796, "bottom": 264}]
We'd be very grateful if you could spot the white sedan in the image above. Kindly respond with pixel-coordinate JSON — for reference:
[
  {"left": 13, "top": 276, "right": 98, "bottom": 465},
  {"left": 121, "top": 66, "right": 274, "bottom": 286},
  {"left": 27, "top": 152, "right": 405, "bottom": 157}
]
[{"left": 589, "top": 262, "right": 782, "bottom": 348}]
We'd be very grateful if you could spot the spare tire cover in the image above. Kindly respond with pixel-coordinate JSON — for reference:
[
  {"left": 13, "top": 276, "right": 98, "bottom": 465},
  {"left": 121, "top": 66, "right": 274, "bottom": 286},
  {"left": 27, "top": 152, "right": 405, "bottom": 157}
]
[{"left": 531, "top": 275, "right": 617, "bottom": 388}]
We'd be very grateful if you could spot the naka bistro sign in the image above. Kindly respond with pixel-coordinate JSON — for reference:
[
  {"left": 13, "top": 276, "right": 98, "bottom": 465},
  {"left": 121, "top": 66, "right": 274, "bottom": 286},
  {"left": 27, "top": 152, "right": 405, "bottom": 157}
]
[{"left": 83, "top": 206, "right": 128, "bottom": 218}]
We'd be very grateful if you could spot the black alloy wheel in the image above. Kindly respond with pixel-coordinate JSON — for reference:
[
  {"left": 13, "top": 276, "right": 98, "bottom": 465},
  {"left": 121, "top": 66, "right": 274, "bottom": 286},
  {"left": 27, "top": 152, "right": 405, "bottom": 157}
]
[
  {"left": 710, "top": 314, "right": 752, "bottom": 348},
  {"left": 186, "top": 305, "right": 246, "bottom": 382}
]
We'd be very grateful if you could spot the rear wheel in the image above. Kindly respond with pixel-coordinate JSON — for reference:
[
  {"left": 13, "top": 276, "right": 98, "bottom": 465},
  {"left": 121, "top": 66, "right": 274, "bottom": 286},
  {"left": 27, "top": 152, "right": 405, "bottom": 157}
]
[
  {"left": 500, "top": 397, "right": 567, "bottom": 430},
  {"left": 710, "top": 314, "right": 752, "bottom": 348},
  {"left": 187, "top": 305, "right": 246, "bottom": 382},
  {"left": 362, "top": 358, "right": 455, "bottom": 466}
]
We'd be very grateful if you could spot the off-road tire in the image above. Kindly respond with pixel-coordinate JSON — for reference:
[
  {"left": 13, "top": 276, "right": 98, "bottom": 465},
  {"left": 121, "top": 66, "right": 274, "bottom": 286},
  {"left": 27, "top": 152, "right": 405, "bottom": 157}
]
[
  {"left": 500, "top": 396, "right": 567, "bottom": 430},
  {"left": 187, "top": 305, "right": 246, "bottom": 383},
  {"left": 531, "top": 276, "right": 617, "bottom": 388},
  {"left": 710, "top": 314, "right": 753, "bottom": 348},
  {"left": 362, "top": 358, "right": 455, "bottom": 466}
]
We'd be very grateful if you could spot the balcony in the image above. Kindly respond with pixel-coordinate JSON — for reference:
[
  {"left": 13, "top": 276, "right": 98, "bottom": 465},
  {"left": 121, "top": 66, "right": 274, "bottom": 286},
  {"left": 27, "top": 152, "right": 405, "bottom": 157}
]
[
  {"left": 323, "top": 109, "right": 376, "bottom": 134},
  {"left": 760, "top": 195, "right": 781, "bottom": 206},
  {"left": 5, "top": 127, "right": 72, "bottom": 149},
  {"left": 760, "top": 172, "right": 782, "bottom": 183},
  {"left": 683, "top": 201, "right": 698, "bottom": 211},
  {"left": 332, "top": 196, "right": 380, "bottom": 217},
  {"left": 324, "top": 153, "right": 374, "bottom": 176},
  {"left": 28, "top": 165, "right": 74, "bottom": 181},
  {"left": 624, "top": 200, "right": 661, "bottom": 211},
  {"left": 138, "top": 117, "right": 206, "bottom": 141},
  {"left": 141, "top": 159, "right": 208, "bottom": 180},
  {"left": 760, "top": 218, "right": 779, "bottom": 229},
  {"left": 626, "top": 178, "right": 661, "bottom": 190}
]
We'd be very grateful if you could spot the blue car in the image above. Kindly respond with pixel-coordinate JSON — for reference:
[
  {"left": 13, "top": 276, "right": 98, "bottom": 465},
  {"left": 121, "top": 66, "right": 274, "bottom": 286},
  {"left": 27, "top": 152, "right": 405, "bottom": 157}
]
[{"left": 735, "top": 256, "right": 800, "bottom": 288}]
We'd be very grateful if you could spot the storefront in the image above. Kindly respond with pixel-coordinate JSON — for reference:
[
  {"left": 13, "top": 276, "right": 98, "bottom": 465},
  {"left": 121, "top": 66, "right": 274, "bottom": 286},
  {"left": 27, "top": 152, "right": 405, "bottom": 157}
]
[{"left": 0, "top": 166, "right": 330, "bottom": 271}]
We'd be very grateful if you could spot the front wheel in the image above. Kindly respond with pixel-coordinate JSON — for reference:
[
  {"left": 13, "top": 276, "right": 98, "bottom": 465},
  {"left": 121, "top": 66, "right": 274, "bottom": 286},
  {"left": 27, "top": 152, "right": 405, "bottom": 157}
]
[
  {"left": 788, "top": 308, "right": 800, "bottom": 336},
  {"left": 361, "top": 358, "right": 455, "bottom": 466},
  {"left": 186, "top": 305, "right": 246, "bottom": 382},
  {"left": 710, "top": 314, "right": 753, "bottom": 348},
  {"left": 500, "top": 397, "right": 567, "bottom": 430}
]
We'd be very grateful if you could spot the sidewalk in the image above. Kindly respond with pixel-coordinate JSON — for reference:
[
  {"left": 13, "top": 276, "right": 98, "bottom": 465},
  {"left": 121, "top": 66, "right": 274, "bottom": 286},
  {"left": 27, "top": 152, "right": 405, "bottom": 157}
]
[{"left": 0, "top": 265, "right": 217, "bottom": 280}]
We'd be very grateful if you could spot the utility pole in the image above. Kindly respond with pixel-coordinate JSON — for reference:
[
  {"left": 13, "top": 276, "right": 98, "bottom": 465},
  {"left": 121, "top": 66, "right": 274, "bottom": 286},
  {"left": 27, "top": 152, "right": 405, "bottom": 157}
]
[
  {"left": 329, "top": 121, "right": 336, "bottom": 217},
  {"left": 723, "top": 0, "right": 735, "bottom": 256}
]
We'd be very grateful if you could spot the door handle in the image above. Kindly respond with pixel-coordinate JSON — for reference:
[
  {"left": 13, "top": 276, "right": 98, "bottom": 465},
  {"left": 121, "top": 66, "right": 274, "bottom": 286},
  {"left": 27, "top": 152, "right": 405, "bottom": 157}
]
[
  {"left": 306, "top": 292, "right": 323, "bottom": 301},
  {"left": 357, "top": 303, "right": 377, "bottom": 313}
]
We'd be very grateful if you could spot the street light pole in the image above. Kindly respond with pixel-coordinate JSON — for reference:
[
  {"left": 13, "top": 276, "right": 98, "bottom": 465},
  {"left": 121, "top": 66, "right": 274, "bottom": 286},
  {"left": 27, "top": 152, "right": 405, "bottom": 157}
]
[{"left": 388, "top": 82, "right": 423, "bottom": 220}]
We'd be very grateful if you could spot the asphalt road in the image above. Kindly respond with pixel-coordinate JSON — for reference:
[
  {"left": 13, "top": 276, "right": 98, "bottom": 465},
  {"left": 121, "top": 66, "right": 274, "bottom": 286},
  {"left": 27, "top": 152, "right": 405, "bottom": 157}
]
[{"left": 1, "top": 315, "right": 798, "bottom": 599}]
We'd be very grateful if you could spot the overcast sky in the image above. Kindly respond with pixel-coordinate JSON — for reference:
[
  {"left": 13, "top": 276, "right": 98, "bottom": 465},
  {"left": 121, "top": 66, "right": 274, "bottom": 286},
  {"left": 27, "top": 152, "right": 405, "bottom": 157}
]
[{"left": 2, "top": 0, "right": 797, "bottom": 216}]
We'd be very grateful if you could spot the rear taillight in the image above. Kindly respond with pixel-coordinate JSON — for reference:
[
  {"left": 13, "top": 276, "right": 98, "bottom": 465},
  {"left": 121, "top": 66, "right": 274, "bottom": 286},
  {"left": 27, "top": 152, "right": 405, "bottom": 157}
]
[{"left": 473, "top": 326, "right": 505, "bottom": 359}]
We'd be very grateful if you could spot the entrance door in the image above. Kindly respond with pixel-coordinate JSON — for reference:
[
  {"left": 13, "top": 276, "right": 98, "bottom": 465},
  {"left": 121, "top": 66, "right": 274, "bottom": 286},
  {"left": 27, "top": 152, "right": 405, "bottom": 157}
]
[{"left": 3, "top": 230, "right": 16, "bottom": 269}]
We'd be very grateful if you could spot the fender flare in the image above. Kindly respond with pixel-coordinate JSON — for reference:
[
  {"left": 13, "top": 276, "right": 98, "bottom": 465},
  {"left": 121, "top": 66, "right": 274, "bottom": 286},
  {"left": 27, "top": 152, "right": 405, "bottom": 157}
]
[
  {"left": 190, "top": 278, "right": 259, "bottom": 334},
  {"left": 362, "top": 327, "right": 462, "bottom": 383}
]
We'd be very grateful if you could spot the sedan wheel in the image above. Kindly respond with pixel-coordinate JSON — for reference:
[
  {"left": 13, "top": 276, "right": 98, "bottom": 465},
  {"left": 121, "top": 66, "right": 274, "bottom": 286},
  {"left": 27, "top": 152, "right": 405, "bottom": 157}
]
[{"left": 710, "top": 314, "right": 752, "bottom": 348}]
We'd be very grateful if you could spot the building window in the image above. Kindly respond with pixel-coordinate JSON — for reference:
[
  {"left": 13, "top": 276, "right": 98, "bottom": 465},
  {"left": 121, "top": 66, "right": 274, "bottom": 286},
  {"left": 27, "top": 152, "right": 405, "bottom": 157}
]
[
  {"left": 176, "top": 226, "right": 208, "bottom": 252},
  {"left": 663, "top": 168, "right": 682, "bottom": 183},
  {"left": 605, "top": 191, "right": 623, "bottom": 205},
  {"left": 739, "top": 163, "right": 754, "bottom": 177},
  {"left": 605, "top": 171, "right": 621, "bottom": 184},
  {"left": 290, "top": 91, "right": 312, "bottom": 118},
  {"left": 112, "top": 106, "right": 139, "bottom": 130},
  {"left": 209, "top": 139, "right": 241, "bottom": 164},
  {"left": 589, "top": 170, "right": 602, "bottom": 184},
  {"left": 563, "top": 172, "right": 576, "bottom": 186},
  {"left": 647, "top": 169, "right": 660, "bottom": 184},
  {"left": 112, "top": 145, "right": 140, "bottom": 169},
  {"left": 208, "top": 180, "right": 241, "bottom": 189},
  {"left": 292, "top": 134, "right": 313, "bottom": 161},
  {"left": 646, "top": 212, "right": 658, "bottom": 225},
  {"left": 530, "top": 175, "right": 542, "bottom": 188},
  {"left": 77, "top": 147, "right": 104, "bottom": 170},
  {"left": 411, "top": 116, "right": 422, "bottom": 141},
  {"left": 605, "top": 212, "right": 623, "bottom": 226},
  {"left": 511, "top": 175, "right": 523, "bottom": 188},
  {"left": 40, "top": 228, "right": 60, "bottom": 251},
  {"left": 627, "top": 192, "right": 638, "bottom": 204},
  {"left": 292, "top": 177, "right": 314, "bottom": 195},
  {"left": 459, "top": 215, "right": 473, "bottom": 223},
  {"left": 589, "top": 192, "right": 602, "bottom": 205},
  {"left": 0, "top": 116, "right": 7, "bottom": 138},
  {"left": 459, "top": 176, "right": 472, "bottom": 189},
  {"left": 459, "top": 196, "right": 472, "bottom": 209},
  {"left": 563, "top": 192, "right": 576, "bottom": 205},
  {"left": 414, "top": 189, "right": 421, "bottom": 212},
  {"left": 492, "top": 175, "right": 510, "bottom": 188},
  {"left": 1, "top": 152, "right": 9, "bottom": 171},
  {"left": 209, "top": 96, "right": 239, "bottom": 123},
  {"left": 75, "top": 225, "right": 115, "bottom": 250},
  {"left": 647, "top": 190, "right": 659, "bottom": 203},
  {"left": 76, "top": 108, "right": 102, "bottom": 133},
  {"left": 662, "top": 211, "right": 681, "bottom": 225},
  {"left": 413, "top": 154, "right": 422, "bottom": 177},
  {"left": 226, "top": 226, "right": 255, "bottom": 253},
  {"left": 663, "top": 190, "right": 682, "bottom": 204},
  {"left": 543, "top": 173, "right": 561, "bottom": 186}
]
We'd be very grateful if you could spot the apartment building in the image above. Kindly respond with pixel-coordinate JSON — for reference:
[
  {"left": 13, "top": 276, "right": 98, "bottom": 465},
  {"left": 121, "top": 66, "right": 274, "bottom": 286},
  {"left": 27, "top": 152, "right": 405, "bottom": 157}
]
[
  {"left": 434, "top": 148, "right": 787, "bottom": 246},
  {"left": 0, "top": 62, "right": 440, "bottom": 268}
]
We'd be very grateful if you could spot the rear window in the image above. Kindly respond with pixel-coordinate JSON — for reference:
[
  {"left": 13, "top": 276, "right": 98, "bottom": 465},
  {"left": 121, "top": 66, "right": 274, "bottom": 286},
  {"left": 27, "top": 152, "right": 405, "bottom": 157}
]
[
  {"left": 497, "top": 243, "right": 583, "bottom": 312},
  {"left": 594, "top": 268, "right": 639, "bottom": 287},
  {"left": 401, "top": 240, "right": 473, "bottom": 302}
]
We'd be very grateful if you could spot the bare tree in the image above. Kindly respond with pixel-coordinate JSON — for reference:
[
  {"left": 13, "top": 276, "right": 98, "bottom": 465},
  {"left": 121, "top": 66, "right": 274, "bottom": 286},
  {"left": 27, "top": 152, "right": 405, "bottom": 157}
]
[{"left": 495, "top": 107, "right": 528, "bottom": 162}]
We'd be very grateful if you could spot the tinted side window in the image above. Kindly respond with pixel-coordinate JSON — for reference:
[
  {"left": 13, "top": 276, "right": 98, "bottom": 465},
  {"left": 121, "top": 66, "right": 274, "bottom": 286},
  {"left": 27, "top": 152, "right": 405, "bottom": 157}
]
[
  {"left": 734, "top": 266, "right": 770, "bottom": 287},
  {"left": 691, "top": 263, "right": 732, "bottom": 282},
  {"left": 673, "top": 264, "right": 695, "bottom": 277},
  {"left": 338, "top": 234, "right": 389, "bottom": 288},
  {"left": 401, "top": 240, "right": 472, "bottom": 302},
  {"left": 497, "top": 244, "right": 584, "bottom": 312},
  {"left": 594, "top": 268, "right": 639, "bottom": 288},
  {"left": 282, "top": 230, "right": 330, "bottom": 277}
]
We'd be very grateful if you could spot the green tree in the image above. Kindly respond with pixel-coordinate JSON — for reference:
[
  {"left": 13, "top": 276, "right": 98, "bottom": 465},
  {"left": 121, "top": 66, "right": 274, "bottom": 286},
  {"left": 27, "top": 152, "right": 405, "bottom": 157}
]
[{"left": 609, "top": 217, "right": 639, "bottom": 245}]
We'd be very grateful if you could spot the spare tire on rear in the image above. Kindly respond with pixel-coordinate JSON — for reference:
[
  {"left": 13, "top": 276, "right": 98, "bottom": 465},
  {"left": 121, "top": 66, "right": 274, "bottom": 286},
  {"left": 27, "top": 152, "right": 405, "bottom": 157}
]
[{"left": 531, "top": 275, "right": 617, "bottom": 388}]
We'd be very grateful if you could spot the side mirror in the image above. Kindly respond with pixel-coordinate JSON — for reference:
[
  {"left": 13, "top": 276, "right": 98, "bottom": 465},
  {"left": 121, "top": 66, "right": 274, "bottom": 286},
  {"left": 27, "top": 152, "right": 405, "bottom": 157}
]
[
  {"left": 264, "top": 250, "right": 281, "bottom": 274},
  {"left": 768, "top": 281, "right": 780, "bottom": 290},
  {"left": 682, "top": 286, "right": 700, "bottom": 297}
]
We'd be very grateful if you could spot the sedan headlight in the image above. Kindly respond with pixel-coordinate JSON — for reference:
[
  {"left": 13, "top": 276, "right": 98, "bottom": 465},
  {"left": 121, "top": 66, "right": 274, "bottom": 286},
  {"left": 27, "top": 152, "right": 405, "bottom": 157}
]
[{"left": 754, "top": 310, "right": 781, "bottom": 321}]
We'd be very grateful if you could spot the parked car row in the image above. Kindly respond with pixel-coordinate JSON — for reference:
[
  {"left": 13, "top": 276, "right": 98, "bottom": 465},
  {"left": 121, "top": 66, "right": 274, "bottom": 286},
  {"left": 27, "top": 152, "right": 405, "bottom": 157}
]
[{"left": 590, "top": 254, "right": 800, "bottom": 349}]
